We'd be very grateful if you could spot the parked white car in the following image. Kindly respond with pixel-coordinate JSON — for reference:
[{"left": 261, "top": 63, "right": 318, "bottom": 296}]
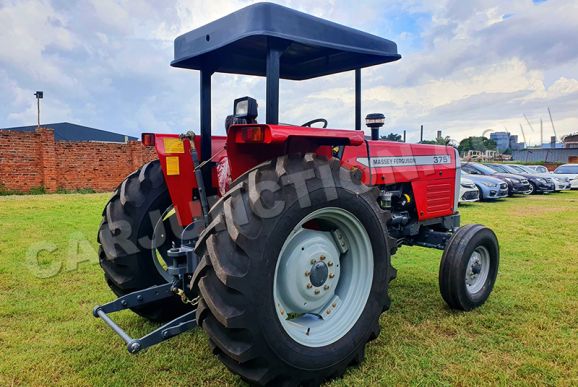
[
  {"left": 553, "top": 164, "right": 578, "bottom": 189},
  {"left": 511, "top": 164, "right": 571, "bottom": 191},
  {"left": 459, "top": 177, "right": 480, "bottom": 203}
]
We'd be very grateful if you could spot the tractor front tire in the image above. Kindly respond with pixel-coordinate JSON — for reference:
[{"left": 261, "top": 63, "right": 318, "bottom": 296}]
[
  {"left": 439, "top": 224, "right": 499, "bottom": 311},
  {"left": 98, "top": 160, "right": 192, "bottom": 322},
  {"left": 193, "top": 154, "right": 392, "bottom": 385}
]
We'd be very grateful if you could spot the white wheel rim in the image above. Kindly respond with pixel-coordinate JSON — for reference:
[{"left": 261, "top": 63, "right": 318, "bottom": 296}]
[
  {"left": 151, "top": 206, "right": 178, "bottom": 281},
  {"left": 465, "top": 246, "right": 490, "bottom": 295},
  {"left": 273, "top": 207, "right": 373, "bottom": 347}
]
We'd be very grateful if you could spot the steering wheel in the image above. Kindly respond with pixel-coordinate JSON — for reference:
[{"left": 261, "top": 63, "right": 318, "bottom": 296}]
[{"left": 301, "top": 118, "right": 328, "bottom": 128}]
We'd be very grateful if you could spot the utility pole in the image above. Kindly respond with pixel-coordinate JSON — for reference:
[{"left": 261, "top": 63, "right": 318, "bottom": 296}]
[
  {"left": 403, "top": 130, "right": 406, "bottom": 143},
  {"left": 34, "top": 91, "right": 43, "bottom": 128},
  {"left": 420, "top": 125, "right": 423, "bottom": 143},
  {"left": 540, "top": 118, "right": 543, "bottom": 147}
]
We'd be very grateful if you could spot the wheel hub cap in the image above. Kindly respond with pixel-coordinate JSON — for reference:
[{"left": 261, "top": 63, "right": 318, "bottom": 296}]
[
  {"left": 465, "top": 246, "right": 490, "bottom": 295},
  {"left": 310, "top": 261, "right": 329, "bottom": 287},
  {"left": 275, "top": 230, "right": 341, "bottom": 312},
  {"left": 471, "top": 261, "right": 482, "bottom": 275}
]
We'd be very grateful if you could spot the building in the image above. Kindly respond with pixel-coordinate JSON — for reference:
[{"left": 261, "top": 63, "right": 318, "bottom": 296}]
[
  {"left": 508, "top": 135, "right": 525, "bottom": 150},
  {"left": 489, "top": 131, "right": 524, "bottom": 152},
  {"left": 489, "top": 132, "right": 510, "bottom": 152},
  {"left": 541, "top": 136, "right": 564, "bottom": 149},
  {"left": 563, "top": 133, "right": 578, "bottom": 148},
  {"left": 0, "top": 122, "right": 137, "bottom": 143}
]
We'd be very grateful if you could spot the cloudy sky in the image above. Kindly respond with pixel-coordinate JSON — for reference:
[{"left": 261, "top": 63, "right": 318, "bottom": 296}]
[{"left": 1, "top": 0, "right": 577, "bottom": 145}]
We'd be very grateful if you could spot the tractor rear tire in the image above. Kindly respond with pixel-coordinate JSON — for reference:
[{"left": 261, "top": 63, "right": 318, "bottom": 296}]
[
  {"left": 439, "top": 224, "right": 499, "bottom": 311},
  {"left": 193, "top": 153, "right": 392, "bottom": 385},
  {"left": 98, "top": 160, "right": 192, "bottom": 322}
]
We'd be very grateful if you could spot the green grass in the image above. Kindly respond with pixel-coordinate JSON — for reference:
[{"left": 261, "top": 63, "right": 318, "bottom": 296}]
[{"left": 0, "top": 192, "right": 577, "bottom": 385}]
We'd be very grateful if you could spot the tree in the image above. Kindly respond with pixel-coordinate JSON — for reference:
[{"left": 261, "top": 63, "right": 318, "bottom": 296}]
[
  {"left": 420, "top": 136, "right": 456, "bottom": 147},
  {"left": 381, "top": 132, "right": 402, "bottom": 142},
  {"left": 435, "top": 136, "right": 454, "bottom": 146},
  {"left": 458, "top": 136, "right": 497, "bottom": 154}
]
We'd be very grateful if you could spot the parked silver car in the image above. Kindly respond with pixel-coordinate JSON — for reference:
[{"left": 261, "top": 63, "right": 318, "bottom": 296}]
[{"left": 462, "top": 172, "right": 508, "bottom": 201}]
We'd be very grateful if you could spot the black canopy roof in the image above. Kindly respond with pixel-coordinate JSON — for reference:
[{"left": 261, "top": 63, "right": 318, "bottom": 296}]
[{"left": 171, "top": 2, "right": 401, "bottom": 80}]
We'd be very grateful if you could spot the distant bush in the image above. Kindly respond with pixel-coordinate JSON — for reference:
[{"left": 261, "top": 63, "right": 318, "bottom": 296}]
[
  {"left": 28, "top": 186, "right": 47, "bottom": 195},
  {"left": 0, "top": 185, "right": 46, "bottom": 196},
  {"left": 56, "top": 187, "right": 97, "bottom": 194},
  {"left": 0, "top": 185, "right": 97, "bottom": 196}
]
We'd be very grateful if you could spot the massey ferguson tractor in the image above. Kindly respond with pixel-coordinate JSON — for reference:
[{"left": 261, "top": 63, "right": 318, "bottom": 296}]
[{"left": 94, "top": 3, "right": 499, "bottom": 385}]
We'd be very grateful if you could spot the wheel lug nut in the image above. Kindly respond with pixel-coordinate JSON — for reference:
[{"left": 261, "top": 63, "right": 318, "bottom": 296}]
[
  {"left": 323, "top": 285, "right": 329, "bottom": 290},
  {"left": 326, "top": 309, "right": 331, "bottom": 315},
  {"left": 328, "top": 261, "right": 333, "bottom": 267},
  {"left": 329, "top": 273, "right": 335, "bottom": 279},
  {"left": 314, "top": 289, "right": 320, "bottom": 294},
  {"left": 306, "top": 283, "right": 312, "bottom": 289},
  {"left": 332, "top": 302, "right": 337, "bottom": 308},
  {"left": 305, "top": 271, "right": 310, "bottom": 277},
  {"left": 320, "top": 255, "right": 325, "bottom": 260}
]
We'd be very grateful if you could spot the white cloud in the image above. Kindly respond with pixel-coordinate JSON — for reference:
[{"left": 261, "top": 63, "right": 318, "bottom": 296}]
[{"left": 1, "top": 0, "right": 577, "bottom": 147}]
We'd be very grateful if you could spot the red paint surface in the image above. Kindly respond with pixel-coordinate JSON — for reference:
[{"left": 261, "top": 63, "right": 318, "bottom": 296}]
[
  {"left": 342, "top": 141, "right": 457, "bottom": 220},
  {"left": 153, "top": 125, "right": 457, "bottom": 226},
  {"left": 153, "top": 134, "right": 226, "bottom": 226}
]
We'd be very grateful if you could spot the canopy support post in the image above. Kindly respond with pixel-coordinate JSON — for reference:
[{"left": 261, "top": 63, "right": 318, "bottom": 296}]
[
  {"left": 200, "top": 69, "right": 213, "bottom": 161},
  {"left": 200, "top": 69, "right": 214, "bottom": 191},
  {"left": 355, "top": 68, "right": 361, "bottom": 130},
  {"left": 266, "top": 39, "right": 284, "bottom": 125}
]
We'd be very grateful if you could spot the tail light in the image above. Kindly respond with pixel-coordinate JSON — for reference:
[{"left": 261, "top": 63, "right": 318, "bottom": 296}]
[
  {"left": 141, "top": 133, "right": 155, "bottom": 147},
  {"left": 240, "top": 126, "right": 265, "bottom": 143}
]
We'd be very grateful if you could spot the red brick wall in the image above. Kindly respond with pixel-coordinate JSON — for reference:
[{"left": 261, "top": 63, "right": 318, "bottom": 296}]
[
  {"left": 0, "top": 130, "right": 44, "bottom": 191},
  {"left": 0, "top": 128, "right": 157, "bottom": 193}
]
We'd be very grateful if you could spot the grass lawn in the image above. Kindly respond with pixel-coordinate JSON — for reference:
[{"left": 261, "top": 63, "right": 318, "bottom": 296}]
[{"left": 0, "top": 191, "right": 577, "bottom": 385}]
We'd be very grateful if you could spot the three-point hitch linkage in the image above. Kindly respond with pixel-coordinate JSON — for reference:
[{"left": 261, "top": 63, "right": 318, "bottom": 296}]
[{"left": 93, "top": 132, "right": 207, "bottom": 353}]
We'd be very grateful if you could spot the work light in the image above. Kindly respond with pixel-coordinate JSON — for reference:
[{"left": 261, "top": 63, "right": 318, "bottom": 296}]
[{"left": 234, "top": 96, "right": 258, "bottom": 120}]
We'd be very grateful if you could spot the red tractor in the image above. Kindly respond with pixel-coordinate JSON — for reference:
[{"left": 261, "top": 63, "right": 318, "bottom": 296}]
[{"left": 94, "top": 3, "right": 499, "bottom": 385}]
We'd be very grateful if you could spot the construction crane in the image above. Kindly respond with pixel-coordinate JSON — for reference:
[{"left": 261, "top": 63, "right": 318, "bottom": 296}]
[{"left": 547, "top": 107, "right": 558, "bottom": 140}]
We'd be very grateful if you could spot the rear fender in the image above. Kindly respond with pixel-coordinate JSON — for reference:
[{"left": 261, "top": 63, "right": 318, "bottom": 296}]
[
  {"left": 225, "top": 124, "right": 365, "bottom": 180},
  {"left": 151, "top": 134, "right": 198, "bottom": 226},
  {"left": 148, "top": 134, "right": 227, "bottom": 227}
]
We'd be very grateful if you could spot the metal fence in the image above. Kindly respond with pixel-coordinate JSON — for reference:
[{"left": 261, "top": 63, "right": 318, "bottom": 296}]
[{"left": 512, "top": 148, "right": 578, "bottom": 163}]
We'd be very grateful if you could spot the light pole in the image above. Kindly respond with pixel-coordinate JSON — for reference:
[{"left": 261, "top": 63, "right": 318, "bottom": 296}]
[{"left": 34, "top": 91, "right": 43, "bottom": 128}]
